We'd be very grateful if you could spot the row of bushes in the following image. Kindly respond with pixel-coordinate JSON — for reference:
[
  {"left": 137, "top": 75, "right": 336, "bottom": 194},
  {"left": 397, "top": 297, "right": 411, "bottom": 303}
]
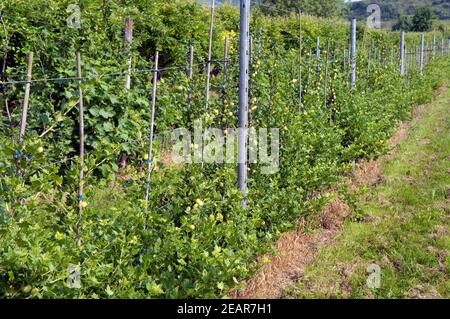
[{"left": 1, "top": 0, "right": 449, "bottom": 298}]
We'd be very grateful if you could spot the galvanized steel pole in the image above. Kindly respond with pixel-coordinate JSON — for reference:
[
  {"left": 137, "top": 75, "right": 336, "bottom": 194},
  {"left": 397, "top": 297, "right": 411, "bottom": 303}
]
[
  {"left": 238, "top": 0, "right": 250, "bottom": 210},
  {"left": 349, "top": 19, "right": 356, "bottom": 91},
  {"left": 400, "top": 31, "right": 405, "bottom": 76}
]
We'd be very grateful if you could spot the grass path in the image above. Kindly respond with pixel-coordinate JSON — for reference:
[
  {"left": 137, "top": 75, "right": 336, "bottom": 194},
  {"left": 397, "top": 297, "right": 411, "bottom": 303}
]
[{"left": 283, "top": 86, "right": 450, "bottom": 299}]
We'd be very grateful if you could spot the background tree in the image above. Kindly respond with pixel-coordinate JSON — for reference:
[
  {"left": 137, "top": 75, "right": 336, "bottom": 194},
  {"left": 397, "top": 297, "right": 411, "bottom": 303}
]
[
  {"left": 392, "top": 15, "right": 413, "bottom": 31},
  {"left": 260, "top": 0, "right": 343, "bottom": 17},
  {"left": 392, "top": 6, "right": 435, "bottom": 32},
  {"left": 411, "top": 6, "right": 434, "bottom": 32}
]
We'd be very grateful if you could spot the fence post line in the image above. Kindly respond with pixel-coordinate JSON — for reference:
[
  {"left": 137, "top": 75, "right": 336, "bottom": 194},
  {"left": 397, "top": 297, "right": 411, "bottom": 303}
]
[
  {"left": 220, "top": 36, "right": 229, "bottom": 201},
  {"left": 307, "top": 47, "right": 312, "bottom": 91},
  {"left": 222, "top": 37, "right": 229, "bottom": 120},
  {"left": 331, "top": 47, "right": 337, "bottom": 120},
  {"left": 343, "top": 45, "right": 347, "bottom": 76},
  {"left": 201, "top": 0, "right": 215, "bottom": 167},
  {"left": 400, "top": 31, "right": 405, "bottom": 76},
  {"left": 349, "top": 18, "right": 356, "bottom": 172},
  {"left": 441, "top": 38, "right": 444, "bottom": 56},
  {"left": 374, "top": 46, "right": 378, "bottom": 70},
  {"left": 238, "top": 0, "right": 250, "bottom": 210},
  {"left": 144, "top": 51, "right": 159, "bottom": 213},
  {"left": 185, "top": 45, "right": 194, "bottom": 128},
  {"left": 367, "top": 40, "right": 372, "bottom": 75},
  {"left": 250, "top": 34, "right": 254, "bottom": 66},
  {"left": 223, "top": 37, "right": 229, "bottom": 91},
  {"left": 349, "top": 18, "right": 356, "bottom": 91},
  {"left": 432, "top": 35, "right": 436, "bottom": 59},
  {"left": 366, "top": 40, "right": 372, "bottom": 93},
  {"left": 315, "top": 37, "right": 320, "bottom": 82},
  {"left": 298, "top": 9, "right": 303, "bottom": 111},
  {"left": 390, "top": 46, "right": 394, "bottom": 65},
  {"left": 18, "top": 52, "right": 34, "bottom": 145},
  {"left": 377, "top": 45, "right": 381, "bottom": 68},
  {"left": 248, "top": 34, "right": 253, "bottom": 124},
  {"left": 323, "top": 41, "right": 329, "bottom": 108},
  {"left": 405, "top": 44, "right": 408, "bottom": 77},
  {"left": 204, "top": 0, "right": 215, "bottom": 112},
  {"left": 75, "top": 52, "right": 84, "bottom": 248},
  {"left": 420, "top": 33, "right": 424, "bottom": 75},
  {"left": 124, "top": 17, "right": 133, "bottom": 89},
  {"left": 415, "top": 44, "right": 418, "bottom": 70}
]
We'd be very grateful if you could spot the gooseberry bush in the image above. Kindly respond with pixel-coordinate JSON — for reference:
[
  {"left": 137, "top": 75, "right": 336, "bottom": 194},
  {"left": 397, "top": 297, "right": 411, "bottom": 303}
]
[{"left": 1, "top": 0, "right": 449, "bottom": 298}]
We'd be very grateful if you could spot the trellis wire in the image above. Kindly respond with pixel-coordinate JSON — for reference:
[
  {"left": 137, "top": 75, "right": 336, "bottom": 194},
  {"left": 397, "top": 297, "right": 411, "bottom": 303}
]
[{"left": 0, "top": 59, "right": 231, "bottom": 86}]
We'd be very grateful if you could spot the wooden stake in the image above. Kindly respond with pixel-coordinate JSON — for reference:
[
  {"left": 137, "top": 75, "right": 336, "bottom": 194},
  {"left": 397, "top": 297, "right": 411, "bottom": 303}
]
[
  {"left": 124, "top": 17, "right": 133, "bottom": 89},
  {"left": 18, "top": 52, "right": 33, "bottom": 144}
]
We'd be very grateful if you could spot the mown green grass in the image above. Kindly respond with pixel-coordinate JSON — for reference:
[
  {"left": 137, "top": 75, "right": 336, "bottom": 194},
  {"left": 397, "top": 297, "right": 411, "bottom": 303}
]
[{"left": 284, "top": 85, "right": 450, "bottom": 299}]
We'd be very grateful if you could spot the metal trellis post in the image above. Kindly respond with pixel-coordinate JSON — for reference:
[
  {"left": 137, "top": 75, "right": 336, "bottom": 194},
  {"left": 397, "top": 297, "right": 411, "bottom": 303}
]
[{"left": 238, "top": 0, "right": 250, "bottom": 210}]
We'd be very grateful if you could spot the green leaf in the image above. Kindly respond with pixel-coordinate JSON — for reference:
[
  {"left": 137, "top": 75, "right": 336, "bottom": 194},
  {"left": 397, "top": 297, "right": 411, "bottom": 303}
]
[
  {"left": 105, "top": 285, "right": 114, "bottom": 296},
  {"left": 103, "top": 122, "right": 114, "bottom": 132},
  {"left": 99, "top": 108, "right": 116, "bottom": 119},
  {"left": 109, "top": 95, "right": 119, "bottom": 105},
  {"left": 146, "top": 282, "right": 164, "bottom": 296}
]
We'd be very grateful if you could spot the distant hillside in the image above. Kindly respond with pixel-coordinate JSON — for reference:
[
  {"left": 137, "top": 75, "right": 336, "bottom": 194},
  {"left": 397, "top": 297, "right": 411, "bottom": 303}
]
[{"left": 345, "top": 0, "right": 450, "bottom": 21}]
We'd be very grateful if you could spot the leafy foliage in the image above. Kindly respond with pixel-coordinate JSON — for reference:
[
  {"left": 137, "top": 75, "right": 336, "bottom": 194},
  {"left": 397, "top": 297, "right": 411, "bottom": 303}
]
[{"left": 0, "top": 0, "right": 449, "bottom": 298}]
